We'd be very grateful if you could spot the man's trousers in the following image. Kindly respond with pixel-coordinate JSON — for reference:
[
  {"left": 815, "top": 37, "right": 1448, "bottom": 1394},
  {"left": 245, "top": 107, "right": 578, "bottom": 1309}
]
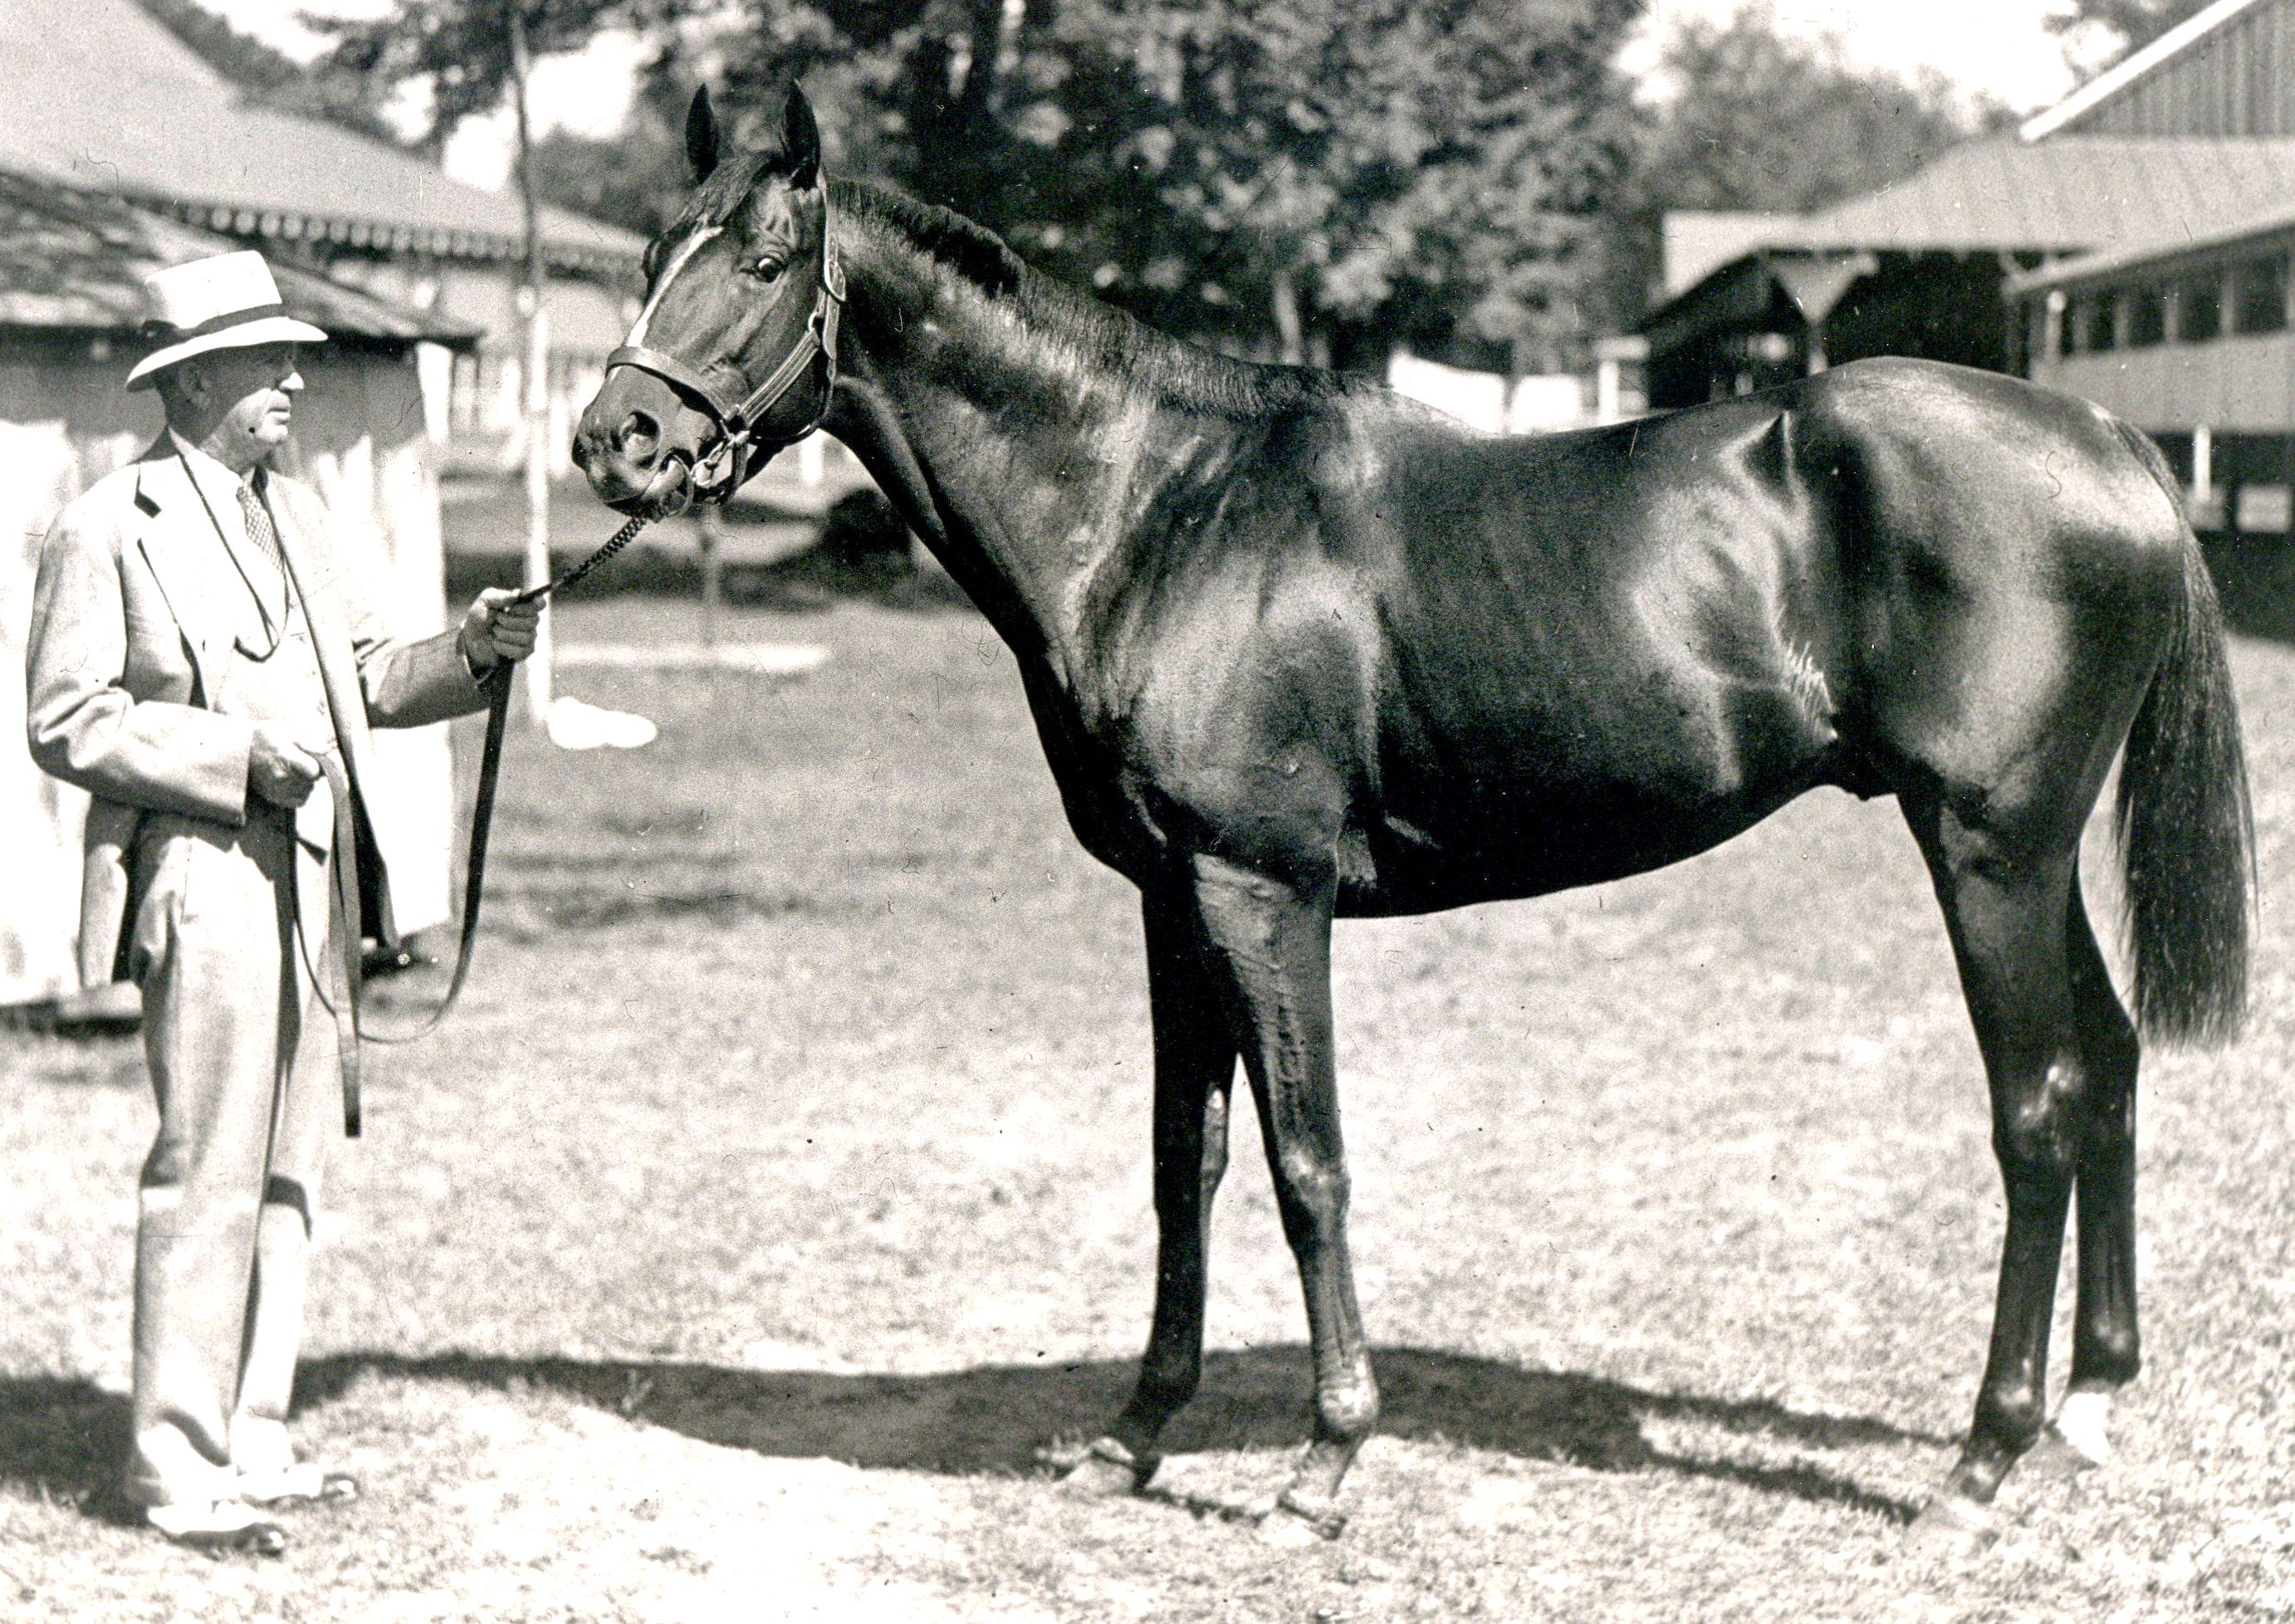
[{"left": 121, "top": 805, "right": 339, "bottom": 1508}]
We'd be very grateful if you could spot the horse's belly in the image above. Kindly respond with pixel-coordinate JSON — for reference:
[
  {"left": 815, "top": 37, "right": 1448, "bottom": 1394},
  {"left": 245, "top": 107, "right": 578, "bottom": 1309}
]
[{"left": 1339, "top": 717, "right": 1835, "bottom": 915}]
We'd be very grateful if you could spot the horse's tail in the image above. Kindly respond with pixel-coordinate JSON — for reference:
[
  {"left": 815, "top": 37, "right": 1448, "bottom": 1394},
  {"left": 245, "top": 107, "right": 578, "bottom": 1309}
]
[{"left": 2111, "top": 418, "right": 2255, "bottom": 1047}]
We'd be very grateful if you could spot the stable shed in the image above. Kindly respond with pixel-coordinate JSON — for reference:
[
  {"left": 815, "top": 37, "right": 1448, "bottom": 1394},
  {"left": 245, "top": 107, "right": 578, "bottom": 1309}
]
[
  {"left": 0, "top": 174, "right": 475, "bottom": 1007},
  {"left": 1641, "top": 136, "right": 2295, "bottom": 408},
  {"left": 2010, "top": 199, "right": 2295, "bottom": 535}
]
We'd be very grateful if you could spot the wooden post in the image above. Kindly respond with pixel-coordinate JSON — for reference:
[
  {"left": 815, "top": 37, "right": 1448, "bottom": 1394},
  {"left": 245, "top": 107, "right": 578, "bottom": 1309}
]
[
  {"left": 510, "top": 5, "right": 553, "bottom": 725},
  {"left": 697, "top": 503, "right": 722, "bottom": 656}
]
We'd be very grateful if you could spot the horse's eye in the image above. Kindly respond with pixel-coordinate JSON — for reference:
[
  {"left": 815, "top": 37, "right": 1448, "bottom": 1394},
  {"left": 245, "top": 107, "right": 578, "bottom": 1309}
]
[{"left": 746, "top": 255, "right": 786, "bottom": 282}]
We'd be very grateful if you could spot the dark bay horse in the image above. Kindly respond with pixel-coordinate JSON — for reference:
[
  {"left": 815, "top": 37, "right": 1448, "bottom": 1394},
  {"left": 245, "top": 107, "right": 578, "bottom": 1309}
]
[{"left": 574, "top": 86, "right": 2254, "bottom": 1548}]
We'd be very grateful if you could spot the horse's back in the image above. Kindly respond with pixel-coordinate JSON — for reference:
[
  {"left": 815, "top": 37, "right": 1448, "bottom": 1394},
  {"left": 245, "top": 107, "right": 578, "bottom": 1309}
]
[{"left": 1078, "top": 359, "right": 2190, "bottom": 910}]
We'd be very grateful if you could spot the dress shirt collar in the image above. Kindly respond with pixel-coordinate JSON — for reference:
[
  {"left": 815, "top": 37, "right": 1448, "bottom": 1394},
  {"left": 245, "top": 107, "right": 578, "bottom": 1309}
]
[{"left": 167, "top": 428, "right": 270, "bottom": 511}]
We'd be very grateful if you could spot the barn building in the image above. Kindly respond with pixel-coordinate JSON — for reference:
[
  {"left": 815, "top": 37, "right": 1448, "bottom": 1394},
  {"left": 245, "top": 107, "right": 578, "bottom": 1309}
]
[
  {"left": 0, "top": 173, "right": 472, "bottom": 1014},
  {"left": 1640, "top": 0, "right": 2295, "bottom": 433},
  {"left": 2009, "top": 0, "right": 2295, "bottom": 540},
  {"left": 0, "top": 0, "right": 648, "bottom": 472}
]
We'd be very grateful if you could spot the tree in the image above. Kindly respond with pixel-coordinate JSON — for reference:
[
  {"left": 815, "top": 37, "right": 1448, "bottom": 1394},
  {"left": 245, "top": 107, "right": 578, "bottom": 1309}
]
[
  {"left": 1610, "top": 10, "right": 2006, "bottom": 323},
  {"left": 314, "top": 0, "right": 1645, "bottom": 372},
  {"left": 135, "top": 0, "right": 398, "bottom": 142},
  {"left": 1632, "top": 11, "right": 1995, "bottom": 219},
  {"left": 2047, "top": 1, "right": 2219, "bottom": 69}
]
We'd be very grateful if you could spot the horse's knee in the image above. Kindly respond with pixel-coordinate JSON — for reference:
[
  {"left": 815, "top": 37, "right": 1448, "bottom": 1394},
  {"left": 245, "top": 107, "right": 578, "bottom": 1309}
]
[
  {"left": 1992, "top": 1057, "right": 2085, "bottom": 1192},
  {"left": 1271, "top": 1154, "right": 1349, "bottom": 1242}
]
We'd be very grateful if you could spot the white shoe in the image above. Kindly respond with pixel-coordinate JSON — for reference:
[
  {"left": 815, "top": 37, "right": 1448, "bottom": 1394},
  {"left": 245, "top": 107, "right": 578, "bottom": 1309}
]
[{"left": 236, "top": 1462, "right": 360, "bottom": 1509}]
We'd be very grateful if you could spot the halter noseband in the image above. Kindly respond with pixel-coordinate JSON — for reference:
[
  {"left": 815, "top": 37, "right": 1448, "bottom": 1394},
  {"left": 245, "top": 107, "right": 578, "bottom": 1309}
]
[{"left": 604, "top": 221, "right": 846, "bottom": 492}]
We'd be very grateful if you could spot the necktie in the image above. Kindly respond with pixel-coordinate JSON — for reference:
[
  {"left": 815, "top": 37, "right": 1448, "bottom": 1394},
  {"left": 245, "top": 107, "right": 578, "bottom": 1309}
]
[{"left": 237, "top": 480, "right": 286, "bottom": 577}]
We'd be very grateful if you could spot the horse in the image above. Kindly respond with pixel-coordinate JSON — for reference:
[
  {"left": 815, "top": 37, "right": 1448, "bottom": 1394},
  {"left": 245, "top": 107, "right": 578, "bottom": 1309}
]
[{"left": 572, "top": 85, "right": 2254, "bottom": 1550}]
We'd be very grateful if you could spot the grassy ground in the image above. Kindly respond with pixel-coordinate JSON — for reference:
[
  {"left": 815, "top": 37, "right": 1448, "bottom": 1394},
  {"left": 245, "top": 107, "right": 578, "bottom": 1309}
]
[{"left": 2, "top": 585, "right": 2291, "bottom": 1622}]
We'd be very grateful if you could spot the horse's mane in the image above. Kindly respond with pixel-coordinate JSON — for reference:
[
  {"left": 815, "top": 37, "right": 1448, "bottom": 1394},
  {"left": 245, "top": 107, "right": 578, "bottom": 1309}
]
[{"left": 831, "top": 179, "right": 1357, "bottom": 422}]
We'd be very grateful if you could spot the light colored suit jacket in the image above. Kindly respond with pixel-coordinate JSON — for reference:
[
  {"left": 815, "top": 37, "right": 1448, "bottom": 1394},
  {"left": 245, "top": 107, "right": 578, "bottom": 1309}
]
[{"left": 24, "top": 436, "right": 488, "bottom": 988}]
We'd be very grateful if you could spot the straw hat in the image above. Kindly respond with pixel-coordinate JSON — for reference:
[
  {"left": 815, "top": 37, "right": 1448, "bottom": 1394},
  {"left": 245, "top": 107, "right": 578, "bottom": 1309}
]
[{"left": 125, "top": 251, "right": 329, "bottom": 389}]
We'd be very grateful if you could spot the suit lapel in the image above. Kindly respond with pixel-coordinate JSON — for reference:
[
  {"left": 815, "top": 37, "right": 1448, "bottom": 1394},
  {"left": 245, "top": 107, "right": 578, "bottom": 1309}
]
[{"left": 128, "top": 448, "right": 241, "bottom": 702}]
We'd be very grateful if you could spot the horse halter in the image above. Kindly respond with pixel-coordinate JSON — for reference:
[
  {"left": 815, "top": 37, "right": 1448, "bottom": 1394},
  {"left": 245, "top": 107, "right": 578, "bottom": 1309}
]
[{"left": 603, "top": 215, "right": 846, "bottom": 497}]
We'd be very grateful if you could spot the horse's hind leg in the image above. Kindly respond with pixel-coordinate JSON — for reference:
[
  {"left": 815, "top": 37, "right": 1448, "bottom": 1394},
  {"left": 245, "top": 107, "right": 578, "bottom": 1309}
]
[
  {"left": 2051, "top": 883, "right": 2142, "bottom": 1468},
  {"left": 1065, "top": 892, "right": 1239, "bottom": 1496},
  {"left": 1904, "top": 791, "right": 2095, "bottom": 1549}
]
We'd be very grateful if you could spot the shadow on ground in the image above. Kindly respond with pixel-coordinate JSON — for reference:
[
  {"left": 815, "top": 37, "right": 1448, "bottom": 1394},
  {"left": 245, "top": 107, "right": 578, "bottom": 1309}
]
[
  {"left": 314, "top": 1345, "right": 1934, "bottom": 1521},
  {"left": 0, "top": 1348, "right": 1943, "bottom": 1526}
]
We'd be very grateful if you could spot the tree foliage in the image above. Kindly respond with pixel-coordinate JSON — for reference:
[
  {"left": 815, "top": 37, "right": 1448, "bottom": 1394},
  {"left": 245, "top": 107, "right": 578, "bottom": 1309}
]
[
  {"left": 1631, "top": 11, "right": 1996, "bottom": 219},
  {"left": 313, "top": 0, "right": 1643, "bottom": 371},
  {"left": 2047, "top": 0, "right": 2219, "bottom": 68},
  {"left": 134, "top": 0, "right": 398, "bottom": 142}
]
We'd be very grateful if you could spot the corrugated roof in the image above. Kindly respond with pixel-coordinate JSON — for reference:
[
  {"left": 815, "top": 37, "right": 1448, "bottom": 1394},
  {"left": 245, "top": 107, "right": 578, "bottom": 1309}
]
[
  {"left": 0, "top": 0, "right": 646, "bottom": 271},
  {"left": 1784, "top": 135, "right": 2295, "bottom": 254},
  {"left": 0, "top": 170, "right": 474, "bottom": 345}
]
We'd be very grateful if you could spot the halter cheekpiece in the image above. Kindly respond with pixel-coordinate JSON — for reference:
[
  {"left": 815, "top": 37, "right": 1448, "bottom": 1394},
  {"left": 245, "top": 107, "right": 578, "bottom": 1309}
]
[{"left": 603, "top": 215, "right": 846, "bottom": 492}]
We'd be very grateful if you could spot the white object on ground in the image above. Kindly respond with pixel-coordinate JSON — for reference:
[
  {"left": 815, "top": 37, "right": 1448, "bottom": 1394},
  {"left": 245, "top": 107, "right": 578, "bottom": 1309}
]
[
  {"left": 546, "top": 696, "right": 659, "bottom": 751},
  {"left": 555, "top": 642, "right": 830, "bottom": 675}
]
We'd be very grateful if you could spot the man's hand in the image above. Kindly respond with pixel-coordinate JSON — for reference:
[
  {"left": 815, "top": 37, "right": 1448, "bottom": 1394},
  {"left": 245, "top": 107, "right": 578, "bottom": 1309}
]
[
  {"left": 248, "top": 724, "right": 325, "bottom": 809},
  {"left": 458, "top": 589, "right": 542, "bottom": 673}
]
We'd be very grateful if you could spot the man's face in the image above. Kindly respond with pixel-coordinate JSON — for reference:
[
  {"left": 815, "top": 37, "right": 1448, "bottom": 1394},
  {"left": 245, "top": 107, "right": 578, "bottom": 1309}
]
[{"left": 191, "top": 342, "right": 303, "bottom": 462}]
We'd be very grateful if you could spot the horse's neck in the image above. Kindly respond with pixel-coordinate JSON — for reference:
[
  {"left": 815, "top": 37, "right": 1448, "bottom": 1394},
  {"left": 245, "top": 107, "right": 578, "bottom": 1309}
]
[{"left": 820, "top": 212, "right": 1176, "bottom": 667}]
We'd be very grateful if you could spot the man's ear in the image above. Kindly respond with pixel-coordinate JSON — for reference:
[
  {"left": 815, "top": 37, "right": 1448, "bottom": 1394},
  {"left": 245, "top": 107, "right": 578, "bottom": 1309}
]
[
  {"left": 780, "top": 83, "right": 820, "bottom": 191},
  {"left": 686, "top": 86, "right": 721, "bottom": 184}
]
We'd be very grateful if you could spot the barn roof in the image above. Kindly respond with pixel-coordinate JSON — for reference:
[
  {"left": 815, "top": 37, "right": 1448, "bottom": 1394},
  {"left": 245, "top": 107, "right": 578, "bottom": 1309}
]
[
  {"left": 0, "top": 171, "right": 474, "bottom": 346},
  {"left": 1780, "top": 135, "right": 2295, "bottom": 256},
  {"left": 0, "top": 0, "right": 647, "bottom": 275},
  {"left": 1642, "top": 135, "right": 2295, "bottom": 334}
]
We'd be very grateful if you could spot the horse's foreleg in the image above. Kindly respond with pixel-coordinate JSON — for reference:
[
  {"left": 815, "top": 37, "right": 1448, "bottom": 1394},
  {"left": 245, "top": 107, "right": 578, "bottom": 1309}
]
[
  {"left": 1187, "top": 853, "right": 1373, "bottom": 1538},
  {"left": 1065, "top": 892, "right": 1237, "bottom": 1497},
  {"left": 1908, "top": 802, "right": 2089, "bottom": 1553}
]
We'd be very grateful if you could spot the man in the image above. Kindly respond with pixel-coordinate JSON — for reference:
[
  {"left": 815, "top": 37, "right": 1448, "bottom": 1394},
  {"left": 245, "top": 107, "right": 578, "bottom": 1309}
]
[{"left": 23, "top": 250, "right": 541, "bottom": 1554}]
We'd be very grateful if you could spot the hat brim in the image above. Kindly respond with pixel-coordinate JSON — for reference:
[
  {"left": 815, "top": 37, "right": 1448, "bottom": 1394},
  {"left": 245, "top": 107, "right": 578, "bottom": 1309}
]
[{"left": 125, "top": 315, "right": 330, "bottom": 389}]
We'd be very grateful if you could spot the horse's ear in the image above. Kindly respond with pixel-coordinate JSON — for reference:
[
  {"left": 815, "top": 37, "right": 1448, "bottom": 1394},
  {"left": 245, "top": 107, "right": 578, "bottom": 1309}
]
[
  {"left": 780, "top": 84, "right": 821, "bottom": 190},
  {"left": 685, "top": 86, "right": 721, "bottom": 184}
]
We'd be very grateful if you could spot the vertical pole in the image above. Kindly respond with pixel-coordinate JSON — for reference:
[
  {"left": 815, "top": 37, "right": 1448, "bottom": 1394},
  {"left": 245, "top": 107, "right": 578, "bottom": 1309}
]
[
  {"left": 510, "top": 5, "right": 553, "bottom": 725},
  {"left": 1271, "top": 267, "right": 1303, "bottom": 367},
  {"left": 697, "top": 503, "right": 722, "bottom": 658}
]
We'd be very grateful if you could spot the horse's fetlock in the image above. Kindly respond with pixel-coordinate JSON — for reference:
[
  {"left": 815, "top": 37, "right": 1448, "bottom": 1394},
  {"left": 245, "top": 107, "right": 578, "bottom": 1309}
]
[
  {"left": 1975, "top": 1381, "right": 2049, "bottom": 1456},
  {"left": 2073, "top": 1325, "right": 2141, "bottom": 1387},
  {"left": 1318, "top": 1380, "right": 1379, "bottom": 1443}
]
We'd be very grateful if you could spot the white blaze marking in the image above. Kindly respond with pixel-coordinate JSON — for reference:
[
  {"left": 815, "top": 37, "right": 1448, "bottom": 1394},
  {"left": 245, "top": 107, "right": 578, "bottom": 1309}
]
[{"left": 624, "top": 226, "right": 724, "bottom": 348}]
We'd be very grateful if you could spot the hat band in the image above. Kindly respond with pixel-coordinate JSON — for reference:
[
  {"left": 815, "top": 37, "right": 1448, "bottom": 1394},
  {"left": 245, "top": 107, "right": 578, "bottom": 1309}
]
[{"left": 141, "top": 301, "right": 291, "bottom": 341}]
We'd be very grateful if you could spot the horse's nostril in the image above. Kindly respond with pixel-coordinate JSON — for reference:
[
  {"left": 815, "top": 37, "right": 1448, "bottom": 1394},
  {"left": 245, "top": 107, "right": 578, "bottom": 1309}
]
[{"left": 616, "top": 411, "right": 660, "bottom": 462}]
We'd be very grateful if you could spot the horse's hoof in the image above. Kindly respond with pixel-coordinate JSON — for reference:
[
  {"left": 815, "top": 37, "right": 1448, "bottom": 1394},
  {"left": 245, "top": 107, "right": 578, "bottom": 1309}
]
[
  {"left": 1906, "top": 1494, "right": 1998, "bottom": 1561},
  {"left": 1059, "top": 1438, "right": 1152, "bottom": 1499}
]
